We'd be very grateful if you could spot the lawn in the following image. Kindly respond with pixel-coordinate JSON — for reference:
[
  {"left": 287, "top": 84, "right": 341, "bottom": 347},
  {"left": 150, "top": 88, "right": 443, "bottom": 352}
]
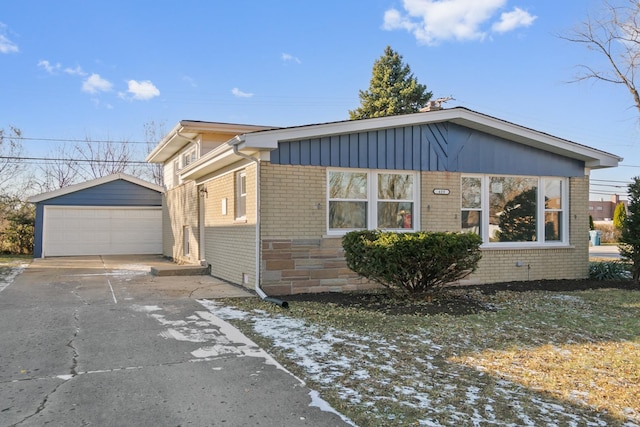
[
  {"left": 206, "top": 282, "right": 640, "bottom": 426},
  {"left": 0, "top": 255, "right": 30, "bottom": 292}
]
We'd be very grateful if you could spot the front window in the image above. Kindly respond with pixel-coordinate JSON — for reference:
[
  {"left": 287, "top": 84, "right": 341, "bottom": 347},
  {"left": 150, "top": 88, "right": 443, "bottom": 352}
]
[
  {"left": 328, "top": 169, "right": 418, "bottom": 233},
  {"left": 489, "top": 176, "right": 538, "bottom": 242},
  {"left": 461, "top": 175, "right": 568, "bottom": 245},
  {"left": 461, "top": 177, "right": 482, "bottom": 235},
  {"left": 328, "top": 171, "right": 367, "bottom": 229},
  {"left": 235, "top": 170, "right": 246, "bottom": 219}
]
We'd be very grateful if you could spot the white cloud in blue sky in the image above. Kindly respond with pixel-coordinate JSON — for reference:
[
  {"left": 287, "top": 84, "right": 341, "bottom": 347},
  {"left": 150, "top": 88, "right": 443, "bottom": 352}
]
[
  {"left": 82, "top": 73, "right": 113, "bottom": 94},
  {"left": 123, "top": 80, "right": 160, "bottom": 101},
  {"left": 492, "top": 7, "right": 537, "bottom": 33},
  {"left": 282, "top": 53, "right": 301, "bottom": 64},
  {"left": 383, "top": 0, "right": 536, "bottom": 45},
  {"left": 38, "top": 60, "right": 87, "bottom": 76},
  {"left": 231, "top": 87, "right": 254, "bottom": 98},
  {"left": 0, "top": 23, "right": 19, "bottom": 53},
  {"left": 38, "top": 59, "right": 61, "bottom": 74}
]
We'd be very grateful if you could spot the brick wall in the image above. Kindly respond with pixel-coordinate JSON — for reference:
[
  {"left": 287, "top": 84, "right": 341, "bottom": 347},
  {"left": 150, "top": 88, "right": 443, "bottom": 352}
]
[
  {"left": 260, "top": 163, "right": 325, "bottom": 238},
  {"left": 202, "top": 162, "right": 257, "bottom": 287},
  {"left": 258, "top": 165, "right": 591, "bottom": 295},
  {"left": 422, "top": 171, "right": 460, "bottom": 232},
  {"left": 162, "top": 181, "right": 200, "bottom": 264}
]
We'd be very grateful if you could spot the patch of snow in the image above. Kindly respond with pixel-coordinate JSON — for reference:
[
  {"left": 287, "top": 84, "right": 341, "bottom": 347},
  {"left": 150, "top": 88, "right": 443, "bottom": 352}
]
[
  {"left": 198, "top": 299, "right": 248, "bottom": 320},
  {"left": 0, "top": 264, "right": 27, "bottom": 293},
  {"left": 308, "top": 390, "right": 358, "bottom": 426},
  {"left": 130, "top": 304, "right": 162, "bottom": 313}
]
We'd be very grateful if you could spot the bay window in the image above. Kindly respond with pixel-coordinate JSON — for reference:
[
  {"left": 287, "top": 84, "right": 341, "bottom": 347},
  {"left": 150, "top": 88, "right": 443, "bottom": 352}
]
[
  {"left": 461, "top": 175, "right": 568, "bottom": 245},
  {"left": 328, "top": 169, "right": 418, "bottom": 233}
]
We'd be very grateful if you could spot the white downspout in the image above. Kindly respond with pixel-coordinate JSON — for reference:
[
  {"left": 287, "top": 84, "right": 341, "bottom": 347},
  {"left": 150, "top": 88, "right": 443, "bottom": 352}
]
[
  {"left": 231, "top": 137, "right": 287, "bottom": 307},
  {"left": 198, "top": 185, "right": 206, "bottom": 265}
]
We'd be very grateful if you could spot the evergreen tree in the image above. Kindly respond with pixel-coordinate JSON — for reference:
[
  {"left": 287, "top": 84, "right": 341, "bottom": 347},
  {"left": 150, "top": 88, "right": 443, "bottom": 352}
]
[
  {"left": 349, "top": 46, "right": 432, "bottom": 120},
  {"left": 619, "top": 177, "right": 640, "bottom": 283},
  {"left": 613, "top": 201, "right": 626, "bottom": 230}
]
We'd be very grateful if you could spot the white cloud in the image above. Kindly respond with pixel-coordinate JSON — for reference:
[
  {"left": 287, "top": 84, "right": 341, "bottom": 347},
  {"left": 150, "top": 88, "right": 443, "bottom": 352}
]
[
  {"left": 38, "top": 59, "right": 61, "bottom": 74},
  {"left": 182, "top": 75, "right": 197, "bottom": 87},
  {"left": 0, "top": 23, "right": 18, "bottom": 54},
  {"left": 231, "top": 87, "right": 254, "bottom": 98},
  {"left": 64, "top": 65, "right": 86, "bottom": 76},
  {"left": 383, "top": 0, "right": 535, "bottom": 45},
  {"left": 492, "top": 7, "right": 536, "bottom": 33},
  {"left": 124, "top": 79, "right": 160, "bottom": 100},
  {"left": 82, "top": 73, "right": 113, "bottom": 94},
  {"left": 281, "top": 53, "right": 301, "bottom": 64}
]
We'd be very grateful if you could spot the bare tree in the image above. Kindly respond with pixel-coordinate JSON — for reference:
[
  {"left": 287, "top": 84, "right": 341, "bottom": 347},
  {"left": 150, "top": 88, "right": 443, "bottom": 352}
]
[
  {"left": 37, "top": 144, "right": 80, "bottom": 192},
  {"left": 561, "top": 0, "right": 640, "bottom": 113},
  {"left": 37, "top": 136, "right": 141, "bottom": 191},
  {"left": 144, "top": 120, "right": 165, "bottom": 186},
  {"left": 0, "top": 126, "right": 27, "bottom": 196},
  {"left": 74, "top": 135, "right": 135, "bottom": 180}
]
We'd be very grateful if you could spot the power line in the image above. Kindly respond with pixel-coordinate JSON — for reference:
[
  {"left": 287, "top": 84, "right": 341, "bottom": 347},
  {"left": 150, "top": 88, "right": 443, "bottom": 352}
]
[
  {"left": 0, "top": 156, "right": 150, "bottom": 164},
  {"left": 13, "top": 136, "right": 152, "bottom": 145}
]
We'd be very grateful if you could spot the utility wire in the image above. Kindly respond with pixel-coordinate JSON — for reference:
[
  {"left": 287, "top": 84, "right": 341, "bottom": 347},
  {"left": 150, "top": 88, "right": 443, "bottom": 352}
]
[
  {"left": 13, "top": 136, "right": 152, "bottom": 145},
  {"left": 0, "top": 156, "right": 149, "bottom": 164}
]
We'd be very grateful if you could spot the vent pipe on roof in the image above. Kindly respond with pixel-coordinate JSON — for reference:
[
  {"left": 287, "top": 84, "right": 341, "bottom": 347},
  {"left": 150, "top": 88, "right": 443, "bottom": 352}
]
[{"left": 419, "top": 96, "right": 454, "bottom": 112}]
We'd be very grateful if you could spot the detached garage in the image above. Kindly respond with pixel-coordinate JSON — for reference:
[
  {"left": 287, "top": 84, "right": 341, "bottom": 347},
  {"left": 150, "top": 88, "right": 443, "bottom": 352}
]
[{"left": 29, "top": 173, "right": 164, "bottom": 258}]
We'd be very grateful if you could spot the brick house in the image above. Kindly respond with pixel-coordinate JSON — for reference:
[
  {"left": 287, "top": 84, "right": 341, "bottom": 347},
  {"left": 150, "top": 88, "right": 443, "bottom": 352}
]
[
  {"left": 147, "top": 107, "right": 621, "bottom": 296},
  {"left": 589, "top": 194, "right": 628, "bottom": 221}
]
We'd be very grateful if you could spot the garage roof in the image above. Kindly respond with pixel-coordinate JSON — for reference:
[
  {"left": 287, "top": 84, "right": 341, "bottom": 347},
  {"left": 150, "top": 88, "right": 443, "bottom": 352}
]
[{"left": 28, "top": 173, "right": 164, "bottom": 203}]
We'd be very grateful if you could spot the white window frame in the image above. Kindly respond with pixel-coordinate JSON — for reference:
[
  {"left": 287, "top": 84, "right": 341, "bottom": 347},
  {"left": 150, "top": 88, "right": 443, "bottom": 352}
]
[
  {"left": 172, "top": 159, "right": 180, "bottom": 188},
  {"left": 182, "top": 148, "right": 197, "bottom": 168},
  {"left": 461, "top": 174, "right": 570, "bottom": 247},
  {"left": 235, "top": 170, "right": 247, "bottom": 220},
  {"left": 327, "top": 168, "right": 420, "bottom": 235}
]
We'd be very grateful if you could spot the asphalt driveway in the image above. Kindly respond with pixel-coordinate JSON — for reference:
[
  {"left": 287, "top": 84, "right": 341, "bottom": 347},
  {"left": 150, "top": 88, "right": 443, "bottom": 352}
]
[{"left": 0, "top": 256, "right": 352, "bottom": 427}]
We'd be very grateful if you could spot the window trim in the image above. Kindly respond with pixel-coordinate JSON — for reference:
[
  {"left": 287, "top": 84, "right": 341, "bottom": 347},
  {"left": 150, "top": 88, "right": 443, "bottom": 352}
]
[
  {"left": 326, "top": 168, "right": 420, "bottom": 235},
  {"left": 235, "top": 170, "right": 247, "bottom": 220},
  {"left": 461, "top": 174, "right": 570, "bottom": 248}
]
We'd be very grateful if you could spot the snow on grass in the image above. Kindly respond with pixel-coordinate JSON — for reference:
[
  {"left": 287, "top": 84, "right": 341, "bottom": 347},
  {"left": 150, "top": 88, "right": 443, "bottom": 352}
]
[
  {"left": 0, "top": 264, "right": 27, "bottom": 293},
  {"left": 205, "top": 290, "right": 640, "bottom": 427}
]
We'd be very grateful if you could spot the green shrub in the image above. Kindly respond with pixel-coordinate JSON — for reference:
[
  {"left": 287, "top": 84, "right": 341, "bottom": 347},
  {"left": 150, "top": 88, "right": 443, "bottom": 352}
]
[
  {"left": 342, "top": 230, "right": 482, "bottom": 297},
  {"left": 588, "top": 261, "right": 631, "bottom": 281}
]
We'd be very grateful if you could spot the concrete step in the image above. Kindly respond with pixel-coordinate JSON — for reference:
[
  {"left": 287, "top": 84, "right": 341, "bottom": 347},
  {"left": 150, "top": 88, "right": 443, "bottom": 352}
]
[{"left": 150, "top": 264, "right": 210, "bottom": 277}]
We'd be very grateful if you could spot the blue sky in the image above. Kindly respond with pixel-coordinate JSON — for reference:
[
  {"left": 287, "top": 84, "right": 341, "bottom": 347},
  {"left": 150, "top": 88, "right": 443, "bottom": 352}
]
[{"left": 1, "top": 0, "right": 638, "bottom": 199}]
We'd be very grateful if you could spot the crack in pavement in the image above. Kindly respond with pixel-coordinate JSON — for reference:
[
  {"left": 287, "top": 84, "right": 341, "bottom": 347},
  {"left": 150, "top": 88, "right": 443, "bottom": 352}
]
[{"left": 12, "top": 307, "right": 82, "bottom": 426}]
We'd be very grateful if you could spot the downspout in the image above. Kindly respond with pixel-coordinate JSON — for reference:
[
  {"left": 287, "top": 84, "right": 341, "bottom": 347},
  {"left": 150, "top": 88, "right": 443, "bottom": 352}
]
[{"left": 232, "top": 137, "right": 289, "bottom": 309}]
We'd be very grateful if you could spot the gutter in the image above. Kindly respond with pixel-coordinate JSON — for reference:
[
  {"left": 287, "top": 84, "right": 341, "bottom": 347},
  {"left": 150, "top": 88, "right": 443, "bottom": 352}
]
[{"left": 231, "top": 137, "right": 289, "bottom": 309}]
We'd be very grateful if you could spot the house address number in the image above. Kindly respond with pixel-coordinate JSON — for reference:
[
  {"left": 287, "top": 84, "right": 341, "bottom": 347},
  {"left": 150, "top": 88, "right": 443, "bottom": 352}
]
[{"left": 433, "top": 189, "right": 450, "bottom": 195}]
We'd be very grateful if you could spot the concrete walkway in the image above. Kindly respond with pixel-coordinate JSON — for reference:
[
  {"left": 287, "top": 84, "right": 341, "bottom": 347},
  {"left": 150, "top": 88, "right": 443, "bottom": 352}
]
[
  {"left": 589, "top": 245, "right": 621, "bottom": 260},
  {"left": 0, "top": 256, "right": 352, "bottom": 427}
]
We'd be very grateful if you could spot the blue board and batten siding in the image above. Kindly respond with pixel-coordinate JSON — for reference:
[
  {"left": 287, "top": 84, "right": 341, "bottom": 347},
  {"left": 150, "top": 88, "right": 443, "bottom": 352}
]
[
  {"left": 33, "top": 180, "right": 162, "bottom": 258},
  {"left": 270, "top": 122, "right": 584, "bottom": 176}
]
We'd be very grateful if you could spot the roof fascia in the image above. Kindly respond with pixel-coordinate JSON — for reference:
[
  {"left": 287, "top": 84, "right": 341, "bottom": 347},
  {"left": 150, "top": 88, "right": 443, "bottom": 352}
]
[
  {"left": 28, "top": 173, "right": 164, "bottom": 203},
  {"left": 238, "top": 108, "right": 620, "bottom": 169},
  {"left": 146, "top": 121, "right": 279, "bottom": 163}
]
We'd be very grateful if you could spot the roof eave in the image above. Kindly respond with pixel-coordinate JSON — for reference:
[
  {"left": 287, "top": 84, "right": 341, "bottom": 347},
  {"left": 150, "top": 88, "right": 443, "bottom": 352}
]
[
  {"left": 238, "top": 107, "right": 621, "bottom": 169},
  {"left": 28, "top": 173, "right": 164, "bottom": 203}
]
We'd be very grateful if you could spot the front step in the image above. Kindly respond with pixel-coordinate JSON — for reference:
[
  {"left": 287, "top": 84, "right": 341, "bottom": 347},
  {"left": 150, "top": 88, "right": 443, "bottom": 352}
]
[{"left": 150, "top": 265, "right": 210, "bottom": 277}]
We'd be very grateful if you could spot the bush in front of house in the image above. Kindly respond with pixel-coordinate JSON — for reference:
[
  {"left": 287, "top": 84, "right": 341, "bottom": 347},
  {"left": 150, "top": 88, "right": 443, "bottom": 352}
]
[
  {"left": 342, "top": 230, "right": 483, "bottom": 298},
  {"left": 588, "top": 261, "right": 631, "bottom": 281}
]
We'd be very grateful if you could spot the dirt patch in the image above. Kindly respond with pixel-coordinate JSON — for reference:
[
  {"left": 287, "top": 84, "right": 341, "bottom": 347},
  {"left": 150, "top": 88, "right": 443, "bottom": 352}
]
[{"left": 284, "top": 279, "right": 639, "bottom": 316}]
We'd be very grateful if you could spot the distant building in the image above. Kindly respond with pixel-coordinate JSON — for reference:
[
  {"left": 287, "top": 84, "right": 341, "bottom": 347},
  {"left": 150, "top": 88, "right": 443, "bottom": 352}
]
[{"left": 589, "top": 194, "right": 627, "bottom": 221}]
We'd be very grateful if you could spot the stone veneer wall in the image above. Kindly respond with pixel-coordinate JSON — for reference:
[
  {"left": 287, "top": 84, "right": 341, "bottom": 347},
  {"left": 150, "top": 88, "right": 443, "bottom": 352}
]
[{"left": 259, "top": 163, "right": 590, "bottom": 295}]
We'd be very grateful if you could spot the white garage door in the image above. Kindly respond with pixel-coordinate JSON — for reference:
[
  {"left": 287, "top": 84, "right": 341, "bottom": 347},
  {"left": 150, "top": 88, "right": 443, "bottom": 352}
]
[{"left": 43, "top": 206, "right": 162, "bottom": 257}]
